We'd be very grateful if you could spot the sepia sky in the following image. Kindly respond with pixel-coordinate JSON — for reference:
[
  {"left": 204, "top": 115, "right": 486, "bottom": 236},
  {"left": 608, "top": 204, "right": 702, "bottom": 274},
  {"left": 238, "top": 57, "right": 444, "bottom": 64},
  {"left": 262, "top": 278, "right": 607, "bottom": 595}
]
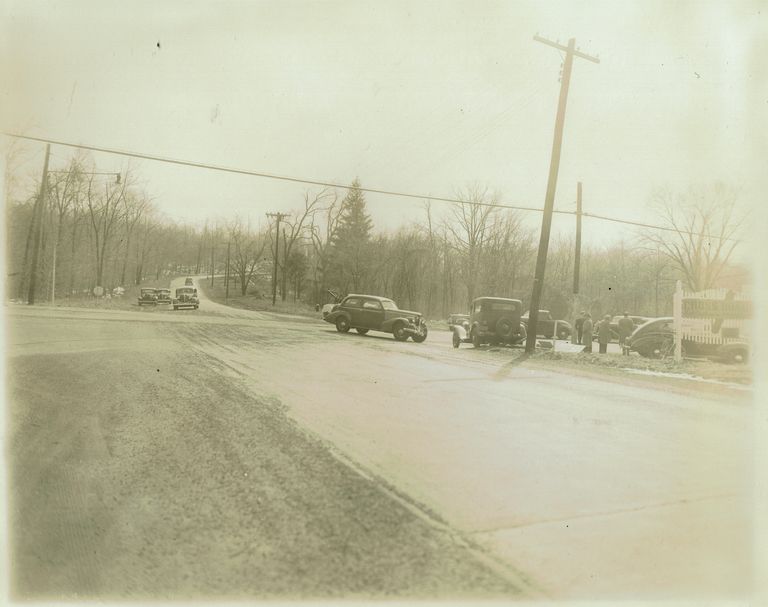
[{"left": 2, "top": 0, "right": 766, "bottom": 252}]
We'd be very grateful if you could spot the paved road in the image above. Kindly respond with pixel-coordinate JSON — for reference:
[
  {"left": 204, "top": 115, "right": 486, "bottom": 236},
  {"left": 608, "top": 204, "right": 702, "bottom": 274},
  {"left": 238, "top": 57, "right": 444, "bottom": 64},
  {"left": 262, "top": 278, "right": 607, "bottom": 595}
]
[{"left": 5, "top": 279, "right": 755, "bottom": 600}]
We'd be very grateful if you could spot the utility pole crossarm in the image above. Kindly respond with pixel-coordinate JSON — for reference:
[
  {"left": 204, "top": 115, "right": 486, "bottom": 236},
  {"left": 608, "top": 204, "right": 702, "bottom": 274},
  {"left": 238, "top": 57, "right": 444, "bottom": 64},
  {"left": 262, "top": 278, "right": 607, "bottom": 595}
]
[{"left": 533, "top": 35, "right": 600, "bottom": 63}]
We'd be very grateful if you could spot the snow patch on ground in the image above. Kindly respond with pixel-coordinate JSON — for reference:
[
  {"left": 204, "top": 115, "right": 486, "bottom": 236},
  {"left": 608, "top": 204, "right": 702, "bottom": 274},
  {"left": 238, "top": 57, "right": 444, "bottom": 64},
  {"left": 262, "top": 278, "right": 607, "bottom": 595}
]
[{"left": 622, "top": 368, "right": 752, "bottom": 391}]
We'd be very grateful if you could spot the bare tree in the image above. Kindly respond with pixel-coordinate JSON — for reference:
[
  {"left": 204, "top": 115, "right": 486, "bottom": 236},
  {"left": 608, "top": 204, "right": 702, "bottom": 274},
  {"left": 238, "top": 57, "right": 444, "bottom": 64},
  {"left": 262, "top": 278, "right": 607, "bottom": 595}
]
[
  {"left": 228, "top": 217, "right": 267, "bottom": 296},
  {"left": 444, "top": 184, "right": 500, "bottom": 305},
  {"left": 643, "top": 184, "right": 745, "bottom": 292},
  {"left": 281, "top": 188, "right": 333, "bottom": 300},
  {"left": 86, "top": 170, "right": 130, "bottom": 287}
]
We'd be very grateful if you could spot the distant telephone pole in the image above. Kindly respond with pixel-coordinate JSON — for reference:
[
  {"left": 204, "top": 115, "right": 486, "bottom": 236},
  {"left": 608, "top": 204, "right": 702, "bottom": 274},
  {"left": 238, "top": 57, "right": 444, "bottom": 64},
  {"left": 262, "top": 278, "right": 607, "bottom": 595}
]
[
  {"left": 525, "top": 37, "right": 598, "bottom": 353},
  {"left": 266, "top": 212, "right": 289, "bottom": 306},
  {"left": 224, "top": 240, "right": 231, "bottom": 303},
  {"left": 27, "top": 144, "right": 51, "bottom": 305},
  {"left": 573, "top": 181, "right": 582, "bottom": 294}
]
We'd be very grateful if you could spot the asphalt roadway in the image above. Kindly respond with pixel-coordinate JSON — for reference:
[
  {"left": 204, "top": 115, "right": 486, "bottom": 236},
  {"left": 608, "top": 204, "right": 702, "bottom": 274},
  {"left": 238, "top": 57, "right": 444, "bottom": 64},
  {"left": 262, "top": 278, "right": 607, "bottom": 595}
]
[{"left": 4, "top": 277, "right": 756, "bottom": 601}]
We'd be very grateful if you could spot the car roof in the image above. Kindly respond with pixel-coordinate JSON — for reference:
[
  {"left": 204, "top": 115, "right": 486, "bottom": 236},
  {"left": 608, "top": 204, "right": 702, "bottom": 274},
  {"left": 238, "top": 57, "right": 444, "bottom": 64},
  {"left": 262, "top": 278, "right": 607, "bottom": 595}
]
[
  {"left": 473, "top": 297, "right": 522, "bottom": 304},
  {"left": 344, "top": 294, "right": 394, "bottom": 301}
]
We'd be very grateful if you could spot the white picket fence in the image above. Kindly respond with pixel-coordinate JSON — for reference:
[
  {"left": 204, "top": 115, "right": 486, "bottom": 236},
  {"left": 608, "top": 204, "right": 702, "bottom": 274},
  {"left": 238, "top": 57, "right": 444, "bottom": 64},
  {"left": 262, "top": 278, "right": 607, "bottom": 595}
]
[{"left": 672, "top": 282, "right": 752, "bottom": 360}]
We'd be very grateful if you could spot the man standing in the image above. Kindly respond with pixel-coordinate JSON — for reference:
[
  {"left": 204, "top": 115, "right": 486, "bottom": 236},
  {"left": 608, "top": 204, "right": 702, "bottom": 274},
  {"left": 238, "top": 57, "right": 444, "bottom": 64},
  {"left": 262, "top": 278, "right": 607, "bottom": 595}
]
[
  {"left": 617, "top": 312, "right": 634, "bottom": 355},
  {"left": 597, "top": 314, "right": 612, "bottom": 354},
  {"left": 581, "top": 313, "right": 593, "bottom": 353},
  {"left": 574, "top": 310, "right": 585, "bottom": 344}
]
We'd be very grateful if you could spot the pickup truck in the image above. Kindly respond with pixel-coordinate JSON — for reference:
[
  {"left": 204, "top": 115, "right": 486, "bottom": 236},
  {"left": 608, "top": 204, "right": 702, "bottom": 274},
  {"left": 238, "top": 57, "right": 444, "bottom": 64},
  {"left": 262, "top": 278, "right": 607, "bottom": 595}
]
[{"left": 520, "top": 309, "right": 572, "bottom": 340}]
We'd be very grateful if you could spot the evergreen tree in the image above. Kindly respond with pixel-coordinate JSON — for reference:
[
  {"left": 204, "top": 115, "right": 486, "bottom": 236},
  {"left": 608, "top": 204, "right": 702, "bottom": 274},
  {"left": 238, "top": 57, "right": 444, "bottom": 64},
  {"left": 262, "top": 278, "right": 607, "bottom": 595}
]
[{"left": 327, "top": 179, "right": 373, "bottom": 293}]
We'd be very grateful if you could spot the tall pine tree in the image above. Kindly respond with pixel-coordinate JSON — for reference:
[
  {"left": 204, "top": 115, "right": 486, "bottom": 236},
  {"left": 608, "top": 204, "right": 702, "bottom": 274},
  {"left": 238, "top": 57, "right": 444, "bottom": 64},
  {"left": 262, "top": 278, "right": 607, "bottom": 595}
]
[{"left": 327, "top": 179, "right": 373, "bottom": 293}]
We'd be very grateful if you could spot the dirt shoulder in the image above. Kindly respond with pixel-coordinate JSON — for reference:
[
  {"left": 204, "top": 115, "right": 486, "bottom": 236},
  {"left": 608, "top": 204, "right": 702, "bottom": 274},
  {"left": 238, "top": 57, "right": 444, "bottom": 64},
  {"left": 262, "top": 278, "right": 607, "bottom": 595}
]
[{"left": 522, "top": 350, "right": 752, "bottom": 398}]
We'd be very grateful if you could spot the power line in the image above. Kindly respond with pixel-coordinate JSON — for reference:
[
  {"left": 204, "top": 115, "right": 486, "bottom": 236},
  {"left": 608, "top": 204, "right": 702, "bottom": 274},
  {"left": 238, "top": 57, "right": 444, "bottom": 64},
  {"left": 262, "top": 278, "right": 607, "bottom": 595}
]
[{"left": 3, "top": 131, "right": 739, "bottom": 242}]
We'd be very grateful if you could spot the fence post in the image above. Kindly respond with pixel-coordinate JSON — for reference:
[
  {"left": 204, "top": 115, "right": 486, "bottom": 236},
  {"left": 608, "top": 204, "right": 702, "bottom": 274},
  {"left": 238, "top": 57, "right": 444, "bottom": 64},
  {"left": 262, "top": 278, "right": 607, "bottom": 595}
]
[{"left": 674, "top": 280, "right": 683, "bottom": 362}]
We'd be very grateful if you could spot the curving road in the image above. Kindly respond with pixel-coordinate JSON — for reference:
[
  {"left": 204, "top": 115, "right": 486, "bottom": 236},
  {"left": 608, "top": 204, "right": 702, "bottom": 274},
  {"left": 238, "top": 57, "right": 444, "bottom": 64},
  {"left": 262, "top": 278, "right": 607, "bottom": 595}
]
[{"left": 5, "top": 277, "right": 755, "bottom": 600}]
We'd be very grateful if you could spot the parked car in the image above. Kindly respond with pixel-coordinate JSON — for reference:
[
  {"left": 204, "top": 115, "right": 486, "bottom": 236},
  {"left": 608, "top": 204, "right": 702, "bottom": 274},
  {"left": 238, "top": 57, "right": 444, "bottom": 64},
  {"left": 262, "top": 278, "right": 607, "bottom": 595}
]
[
  {"left": 521, "top": 310, "right": 571, "bottom": 340},
  {"left": 626, "top": 317, "right": 749, "bottom": 363},
  {"left": 156, "top": 288, "right": 172, "bottom": 305},
  {"left": 323, "top": 294, "right": 428, "bottom": 342},
  {"left": 593, "top": 314, "right": 649, "bottom": 341},
  {"left": 138, "top": 288, "right": 158, "bottom": 306},
  {"left": 184, "top": 277, "right": 194, "bottom": 286},
  {"left": 173, "top": 287, "right": 199, "bottom": 310},
  {"left": 447, "top": 313, "right": 470, "bottom": 330},
  {"left": 453, "top": 297, "right": 526, "bottom": 348}
]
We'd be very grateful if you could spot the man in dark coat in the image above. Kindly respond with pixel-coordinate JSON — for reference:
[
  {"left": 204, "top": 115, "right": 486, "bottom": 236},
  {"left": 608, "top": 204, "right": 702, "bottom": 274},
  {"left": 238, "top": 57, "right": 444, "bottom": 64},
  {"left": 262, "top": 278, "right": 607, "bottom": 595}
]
[
  {"left": 581, "top": 313, "right": 593, "bottom": 353},
  {"left": 617, "top": 312, "right": 634, "bottom": 355},
  {"left": 574, "top": 310, "right": 586, "bottom": 344},
  {"left": 597, "top": 314, "right": 612, "bottom": 353}
]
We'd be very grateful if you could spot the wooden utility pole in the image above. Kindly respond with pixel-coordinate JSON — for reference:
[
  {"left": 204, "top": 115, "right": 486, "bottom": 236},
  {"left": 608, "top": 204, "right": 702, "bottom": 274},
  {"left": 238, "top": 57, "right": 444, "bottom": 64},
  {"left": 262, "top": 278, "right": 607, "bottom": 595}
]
[
  {"left": 27, "top": 144, "right": 51, "bottom": 305},
  {"left": 266, "top": 212, "right": 289, "bottom": 306},
  {"left": 210, "top": 243, "right": 215, "bottom": 286},
  {"left": 573, "top": 181, "right": 582, "bottom": 294},
  {"left": 525, "top": 37, "right": 598, "bottom": 353},
  {"left": 225, "top": 240, "right": 231, "bottom": 303}
]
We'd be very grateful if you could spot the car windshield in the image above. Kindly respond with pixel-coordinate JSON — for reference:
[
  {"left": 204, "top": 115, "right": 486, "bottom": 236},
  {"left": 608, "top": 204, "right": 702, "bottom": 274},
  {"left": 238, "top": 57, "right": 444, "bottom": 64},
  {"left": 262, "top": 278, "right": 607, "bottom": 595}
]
[
  {"left": 141, "top": 289, "right": 156, "bottom": 294},
  {"left": 381, "top": 300, "right": 398, "bottom": 310}
]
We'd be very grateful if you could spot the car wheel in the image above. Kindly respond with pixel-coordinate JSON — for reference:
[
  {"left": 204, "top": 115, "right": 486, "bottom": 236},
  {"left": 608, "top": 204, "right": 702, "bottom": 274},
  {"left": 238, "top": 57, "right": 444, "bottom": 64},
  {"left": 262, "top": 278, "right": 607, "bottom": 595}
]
[
  {"left": 452, "top": 331, "right": 461, "bottom": 349},
  {"left": 393, "top": 321, "right": 409, "bottom": 341},
  {"left": 356, "top": 328, "right": 369, "bottom": 335},
  {"left": 495, "top": 317, "right": 514, "bottom": 340},
  {"left": 336, "top": 317, "right": 350, "bottom": 333},
  {"left": 472, "top": 329, "right": 483, "bottom": 348},
  {"left": 725, "top": 348, "right": 748, "bottom": 364},
  {"left": 412, "top": 325, "right": 428, "bottom": 343}
]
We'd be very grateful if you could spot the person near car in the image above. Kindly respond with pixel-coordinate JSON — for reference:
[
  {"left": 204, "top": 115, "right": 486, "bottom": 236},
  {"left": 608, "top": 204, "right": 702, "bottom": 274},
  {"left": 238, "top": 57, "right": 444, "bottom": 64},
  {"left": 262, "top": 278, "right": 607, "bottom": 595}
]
[
  {"left": 618, "top": 312, "right": 634, "bottom": 355},
  {"left": 581, "top": 313, "right": 593, "bottom": 353},
  {"left": 597, "top": 314, "right": 612, "bottom": 353},
  {"left": 574, "top": 310, "right": 585, "bottom": 344}
]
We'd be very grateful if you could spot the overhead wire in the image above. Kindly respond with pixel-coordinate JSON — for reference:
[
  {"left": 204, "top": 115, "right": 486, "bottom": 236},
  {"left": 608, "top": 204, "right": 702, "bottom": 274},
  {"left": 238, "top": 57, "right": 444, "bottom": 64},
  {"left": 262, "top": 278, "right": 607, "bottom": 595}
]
[{"left": 3, "top": 131, "right": 740, "bottom": 242}]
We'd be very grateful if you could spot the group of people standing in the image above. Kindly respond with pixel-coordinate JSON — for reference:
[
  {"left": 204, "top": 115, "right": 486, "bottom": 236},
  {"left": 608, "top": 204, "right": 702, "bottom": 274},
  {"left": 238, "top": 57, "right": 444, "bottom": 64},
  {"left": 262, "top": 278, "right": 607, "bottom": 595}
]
[{"left": 573, "top": 311, "right": 635, "bottom": 355}]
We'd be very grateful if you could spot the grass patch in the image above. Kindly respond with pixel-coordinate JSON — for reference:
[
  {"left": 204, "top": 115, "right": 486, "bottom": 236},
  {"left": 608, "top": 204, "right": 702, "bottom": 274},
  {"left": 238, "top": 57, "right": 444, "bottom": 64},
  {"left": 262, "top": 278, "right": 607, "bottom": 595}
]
[{"left": 200, "top": 278, "right": 320, "bottom": 319}]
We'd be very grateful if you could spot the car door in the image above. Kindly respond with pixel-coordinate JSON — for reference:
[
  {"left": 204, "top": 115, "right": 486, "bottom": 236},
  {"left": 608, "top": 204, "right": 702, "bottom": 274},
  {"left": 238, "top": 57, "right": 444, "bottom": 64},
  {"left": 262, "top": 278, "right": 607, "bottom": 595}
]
[
  {"left": 359, "top": 298, "right": 384, "bottom": 329},
  {"left": 341, "top": 297, "right": 363, "bottom": 325}
]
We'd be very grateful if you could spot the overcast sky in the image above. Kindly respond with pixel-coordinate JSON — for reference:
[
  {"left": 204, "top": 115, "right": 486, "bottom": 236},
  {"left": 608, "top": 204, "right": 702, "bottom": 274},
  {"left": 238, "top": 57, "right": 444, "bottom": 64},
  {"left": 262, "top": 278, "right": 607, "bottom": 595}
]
[{"left": 2, "top": 0, "right": 766, "bottom": 252}]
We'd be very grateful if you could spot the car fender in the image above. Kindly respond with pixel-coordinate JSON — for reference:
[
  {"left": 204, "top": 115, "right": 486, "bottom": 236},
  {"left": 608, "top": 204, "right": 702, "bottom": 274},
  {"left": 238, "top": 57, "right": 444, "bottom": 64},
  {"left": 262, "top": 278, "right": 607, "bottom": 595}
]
[
  {"left": 381, "top": 316, "right": 415, "bottom": 332},
  {"left": 324, "top": 310, "right": 350, "bottom": 325}
]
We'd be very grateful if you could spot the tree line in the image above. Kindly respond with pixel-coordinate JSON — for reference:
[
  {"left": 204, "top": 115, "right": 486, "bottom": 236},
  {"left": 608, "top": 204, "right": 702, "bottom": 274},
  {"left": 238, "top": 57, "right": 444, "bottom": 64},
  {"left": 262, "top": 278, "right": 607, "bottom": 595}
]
[{"left": 6, "top": 149, "right": 746, "bottom": 319}]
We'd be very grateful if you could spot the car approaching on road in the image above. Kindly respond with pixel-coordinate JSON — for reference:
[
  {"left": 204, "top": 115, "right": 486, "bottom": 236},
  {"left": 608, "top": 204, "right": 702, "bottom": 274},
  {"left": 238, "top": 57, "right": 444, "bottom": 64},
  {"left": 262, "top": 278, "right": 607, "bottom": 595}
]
[
  {"left": 323, "top": 294, "right": 428, "bottom": 342},
  {"left": 184, "top": 277, "right": 194, "bottom": 286},
  {"left": 521, "top": 309, "right": 571, "bottom": 340},
  {"left": 453, "top": 297, "right": 526, "bottom": 348},
  {"left": 156, "top": 288, "right": 172, "bottom": 305},
  {"left": 138, "top": 288, "right": 158, "bottom": 306},
  {"left": 173, "top": 287, "right": 199, "bottom": 310}
]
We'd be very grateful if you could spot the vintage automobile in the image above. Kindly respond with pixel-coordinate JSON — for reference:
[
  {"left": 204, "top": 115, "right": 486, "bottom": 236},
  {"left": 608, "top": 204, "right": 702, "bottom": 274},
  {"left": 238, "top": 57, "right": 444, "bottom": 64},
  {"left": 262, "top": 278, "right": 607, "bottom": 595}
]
[
  {"left": 323, "top": 294, "right": 428, "bottom": 342},
  {"left": 626, "top": 317, "right": 749, "bottom": 363},
  {"left": 453, "top": 297, "right": 526, "bottom": 348},
  {"left": 184, "top": 277, "right": 194, "bottom": 286},
  {"left": 156, "top": 288, "right": 172, "bottom": 305},
  {"left": 592, "top": 314, "right": 649, "bottom": 342},
  {"left": 447, "top": 313, "right": 470, "bottom": 330},
  {"left": 173, "top": 286, "right": 199, "bottom": 310},
  {"left": 521, "top": 309, "right": 571, "bottom": 340},
  {"left": 138, "top": 287, "right": 158, "bottom": 306}
]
